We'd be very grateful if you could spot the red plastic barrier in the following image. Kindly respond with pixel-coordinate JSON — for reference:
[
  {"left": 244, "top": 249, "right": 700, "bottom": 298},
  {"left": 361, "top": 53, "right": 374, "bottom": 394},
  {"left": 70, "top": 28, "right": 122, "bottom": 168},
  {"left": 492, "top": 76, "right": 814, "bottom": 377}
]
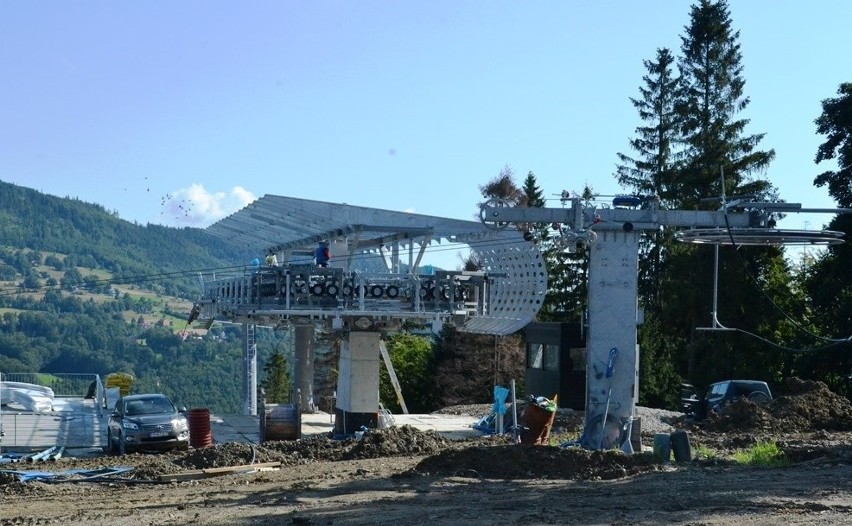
[{"left": 188, "top": 408, "right": 213, "bottom": 449}]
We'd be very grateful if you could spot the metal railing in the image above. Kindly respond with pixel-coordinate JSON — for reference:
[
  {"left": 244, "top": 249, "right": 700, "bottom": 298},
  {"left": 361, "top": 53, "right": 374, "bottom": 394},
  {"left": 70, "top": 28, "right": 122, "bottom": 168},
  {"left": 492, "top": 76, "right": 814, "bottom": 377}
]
[{"left": 0, "top": 372, "right": 101, "bottom": 399}]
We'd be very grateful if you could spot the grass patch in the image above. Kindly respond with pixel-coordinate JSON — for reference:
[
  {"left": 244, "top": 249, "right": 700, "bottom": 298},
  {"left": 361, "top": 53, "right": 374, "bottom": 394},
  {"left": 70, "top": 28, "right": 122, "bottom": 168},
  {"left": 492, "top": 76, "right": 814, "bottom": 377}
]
[
  {"left": 732, "top": 441, "right": 788, "bottom": 467},
  {"left": 692, "top": 444, "right": 718, "bottom": 461}
]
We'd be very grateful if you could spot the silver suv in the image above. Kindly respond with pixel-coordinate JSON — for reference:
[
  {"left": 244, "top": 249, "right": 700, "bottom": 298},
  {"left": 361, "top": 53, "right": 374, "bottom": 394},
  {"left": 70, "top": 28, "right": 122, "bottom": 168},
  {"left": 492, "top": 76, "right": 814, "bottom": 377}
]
[{"left": 107, "top": 394, "right": 190, "bottom": 454}]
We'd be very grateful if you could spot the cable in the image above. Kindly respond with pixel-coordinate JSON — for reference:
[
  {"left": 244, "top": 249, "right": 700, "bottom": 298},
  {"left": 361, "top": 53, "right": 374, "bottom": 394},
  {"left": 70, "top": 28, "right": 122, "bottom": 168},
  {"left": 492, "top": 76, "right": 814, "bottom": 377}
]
[
  {"left": 721, "top": 205, "right": 849, "bottom": 344},
  {"left": 726, "top": 326, "right": 851, "bottom": 354}
]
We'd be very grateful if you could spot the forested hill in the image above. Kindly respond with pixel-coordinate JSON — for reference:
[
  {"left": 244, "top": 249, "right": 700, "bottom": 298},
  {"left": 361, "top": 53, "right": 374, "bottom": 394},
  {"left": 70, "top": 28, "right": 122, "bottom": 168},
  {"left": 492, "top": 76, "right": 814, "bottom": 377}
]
[
  {"left": 0, "top": 180, "right": 246, "bottom": 298},
  {"left": 0, "top": 180, "right": 253, "bottom": 413}
]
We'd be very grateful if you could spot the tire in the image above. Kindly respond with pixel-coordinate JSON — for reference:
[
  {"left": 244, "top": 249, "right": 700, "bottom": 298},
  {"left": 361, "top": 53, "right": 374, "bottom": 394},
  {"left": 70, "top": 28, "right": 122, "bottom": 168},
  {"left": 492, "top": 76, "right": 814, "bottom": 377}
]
[
  {"left": 670, "top": 430, "right": 692, "bottom": 462},
  {"left": 106, "top": 429, "right": 116, "bottom": 454},
  {"left": 117, "top": 431, "right": 127, "bottom": 456}
]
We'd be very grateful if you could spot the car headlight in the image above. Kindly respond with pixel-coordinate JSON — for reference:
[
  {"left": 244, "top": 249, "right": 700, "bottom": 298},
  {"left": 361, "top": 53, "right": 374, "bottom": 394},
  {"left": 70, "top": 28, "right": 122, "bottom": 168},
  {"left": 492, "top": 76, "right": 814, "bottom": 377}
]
[
  {"left": 172, "top": 418, "right": 188, "bottom": 430},
  {"left": 122, "top": 421, "right": 139, "bottom": 430}
]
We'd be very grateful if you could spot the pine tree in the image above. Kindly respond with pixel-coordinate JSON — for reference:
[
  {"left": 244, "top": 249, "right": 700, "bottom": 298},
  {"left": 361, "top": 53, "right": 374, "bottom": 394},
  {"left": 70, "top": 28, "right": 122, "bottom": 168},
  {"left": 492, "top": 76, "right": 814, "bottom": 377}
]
[
  {"left": 615, "top": 49, "right": 685, "bottom": 403},
  {"left": 667, "top": 0, "right": 787, "bottom": 387},
  {"left": 616, "top": 47, "right": 682, "bottom": 202},
  {"left": 676, "top": 0, "right": 775, "bottom": 206},
  {"left": 262, "top": 350, "right": 291, "bottom": 404}
]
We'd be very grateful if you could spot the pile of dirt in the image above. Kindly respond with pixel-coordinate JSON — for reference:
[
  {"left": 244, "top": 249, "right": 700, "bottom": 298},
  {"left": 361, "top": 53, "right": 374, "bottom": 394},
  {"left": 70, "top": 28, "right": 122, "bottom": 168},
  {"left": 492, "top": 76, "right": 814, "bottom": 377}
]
[
  {"left": 702, "top": 377, "right": 852, "bottom": 434},
  {"left": 175, "top": 426, "right": 453, "bottom": 471},
  {"left": 345, "top": 425, "right": 450, "bottom": 459},
  {"left": 415, "top": 444, "right": 662, "bottom": 480},
  {"left": 176, "top": 442, "right": 282, "bottom": 470}
]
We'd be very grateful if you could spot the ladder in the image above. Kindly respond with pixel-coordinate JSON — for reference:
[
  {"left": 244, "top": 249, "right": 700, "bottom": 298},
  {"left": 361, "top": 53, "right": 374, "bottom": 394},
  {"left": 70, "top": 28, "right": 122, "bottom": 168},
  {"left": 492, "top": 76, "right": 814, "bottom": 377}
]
[{"left": 379, "top": 340, "right": 408, "bottom": 414}]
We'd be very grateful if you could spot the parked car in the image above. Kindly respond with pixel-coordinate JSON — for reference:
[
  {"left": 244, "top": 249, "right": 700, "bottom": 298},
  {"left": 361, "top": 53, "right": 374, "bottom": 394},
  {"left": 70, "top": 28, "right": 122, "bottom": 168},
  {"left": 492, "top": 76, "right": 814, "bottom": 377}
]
[
  {"left": 107, "top": 393, "right": 190, "bottom": 454},
  {"left": 680, "top": 380, "right": 773, "bottom": 421}
]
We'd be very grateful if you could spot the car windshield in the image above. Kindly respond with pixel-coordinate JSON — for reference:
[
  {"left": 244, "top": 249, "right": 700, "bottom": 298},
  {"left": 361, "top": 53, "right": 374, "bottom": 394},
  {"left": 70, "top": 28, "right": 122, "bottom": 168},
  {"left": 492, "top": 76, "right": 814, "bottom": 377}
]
[
  {"left": 706, "top": 382, "right": 729, "bottom": 399},
  {"left": 126, "top": 397, "right": 174, "bottom": 415}
]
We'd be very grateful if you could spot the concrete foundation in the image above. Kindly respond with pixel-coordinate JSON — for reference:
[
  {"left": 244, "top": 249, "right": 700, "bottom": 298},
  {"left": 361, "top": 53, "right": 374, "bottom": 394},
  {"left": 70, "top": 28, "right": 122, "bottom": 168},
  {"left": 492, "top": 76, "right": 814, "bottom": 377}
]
[{"left": 334, "top": 330, "right": 380, "bottom": 435}]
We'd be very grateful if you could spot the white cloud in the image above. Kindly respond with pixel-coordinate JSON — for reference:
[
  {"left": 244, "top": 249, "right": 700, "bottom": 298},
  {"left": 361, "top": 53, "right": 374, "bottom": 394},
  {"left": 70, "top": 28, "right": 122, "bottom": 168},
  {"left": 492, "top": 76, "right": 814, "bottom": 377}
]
[{"left": 160, "top": 183, "right": 256, "bottom": 227}]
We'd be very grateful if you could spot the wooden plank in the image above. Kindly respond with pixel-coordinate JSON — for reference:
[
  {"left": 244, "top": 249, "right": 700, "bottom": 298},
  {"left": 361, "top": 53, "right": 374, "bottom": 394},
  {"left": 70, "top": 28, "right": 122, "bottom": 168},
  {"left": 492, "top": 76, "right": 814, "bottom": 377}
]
[{"left": 158, "top": 461, "right": 282, "bottom": 482}]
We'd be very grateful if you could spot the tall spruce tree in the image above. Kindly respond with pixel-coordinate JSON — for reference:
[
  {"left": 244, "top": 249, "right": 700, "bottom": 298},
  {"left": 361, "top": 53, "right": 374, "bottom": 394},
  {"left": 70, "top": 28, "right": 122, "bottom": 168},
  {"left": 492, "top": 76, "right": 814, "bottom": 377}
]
[
  {"left": 676, "top": 0, "right": 775, "bottom": 206},
  {"left": 616, "top": 47, "right": 682, "bottom": 202},
  {"left": 666, "top": 0, "right": 788, "bottom": 389},
  {"left": 615, "top": 48, "right": 684, "bottom": 405}
]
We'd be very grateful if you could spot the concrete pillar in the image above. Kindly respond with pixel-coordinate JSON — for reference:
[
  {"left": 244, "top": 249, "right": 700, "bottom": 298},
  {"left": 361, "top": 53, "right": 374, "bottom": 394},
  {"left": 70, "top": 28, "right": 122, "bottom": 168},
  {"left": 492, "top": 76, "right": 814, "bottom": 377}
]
[
  {"left": 293, "top": 323, "right": 317, "bottom": 413},
  {"left": 580, "top": 230, "right": 640, "bottom": 450},
  {"left": 334, "top": 330, "right": 380, "bottom": 434}
]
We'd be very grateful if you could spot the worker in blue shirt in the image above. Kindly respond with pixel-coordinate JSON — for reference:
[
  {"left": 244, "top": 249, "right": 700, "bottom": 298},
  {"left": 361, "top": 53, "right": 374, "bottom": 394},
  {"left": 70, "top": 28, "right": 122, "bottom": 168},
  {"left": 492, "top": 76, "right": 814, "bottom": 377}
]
[{"left": 315, "top": 240, "right": 331, "bottom": 267}]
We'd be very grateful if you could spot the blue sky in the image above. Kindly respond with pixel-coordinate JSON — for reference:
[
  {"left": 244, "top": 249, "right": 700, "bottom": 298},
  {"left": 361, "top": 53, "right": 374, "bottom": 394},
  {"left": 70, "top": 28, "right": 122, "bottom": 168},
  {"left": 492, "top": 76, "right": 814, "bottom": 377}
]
[{"left": 1, "top": 1, "right": 849, "bottom": 266}]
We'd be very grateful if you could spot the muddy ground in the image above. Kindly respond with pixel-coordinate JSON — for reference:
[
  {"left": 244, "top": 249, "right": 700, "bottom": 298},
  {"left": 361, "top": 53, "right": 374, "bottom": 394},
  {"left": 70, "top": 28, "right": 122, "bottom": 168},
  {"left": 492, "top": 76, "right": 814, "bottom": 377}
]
[{"left": 3, "top": 377, "right": 852, "bottom": 525}]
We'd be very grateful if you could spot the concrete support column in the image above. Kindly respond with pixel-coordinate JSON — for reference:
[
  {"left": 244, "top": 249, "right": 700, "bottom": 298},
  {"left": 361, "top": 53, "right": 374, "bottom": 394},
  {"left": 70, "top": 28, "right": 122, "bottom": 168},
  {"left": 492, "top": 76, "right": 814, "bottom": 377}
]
[
  {"left": 334, "top": 330, "right": 380, "bottom": 435},
  {"left": 581, "top": 230, "right": 640, "bottom": 450},
  {"left": 293, "top": 323, "right": 317, "bottom": 413}
]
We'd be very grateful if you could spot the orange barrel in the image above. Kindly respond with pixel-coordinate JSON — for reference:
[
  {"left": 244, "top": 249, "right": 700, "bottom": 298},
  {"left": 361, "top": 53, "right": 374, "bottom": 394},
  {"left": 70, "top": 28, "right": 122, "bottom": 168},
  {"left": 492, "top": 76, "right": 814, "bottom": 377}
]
[{"left": 188, "top": 408, "right": 213, "bottom": 448}]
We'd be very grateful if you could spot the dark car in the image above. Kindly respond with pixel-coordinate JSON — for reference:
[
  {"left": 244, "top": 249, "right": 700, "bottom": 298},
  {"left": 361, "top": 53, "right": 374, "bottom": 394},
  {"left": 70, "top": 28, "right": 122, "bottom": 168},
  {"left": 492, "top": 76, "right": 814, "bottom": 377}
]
[
  {"left": 681, "top": 380, "right": 773, "bottom": 420},
  {"left": 107, "top": 393, "right": 190, "bottom": 454}
]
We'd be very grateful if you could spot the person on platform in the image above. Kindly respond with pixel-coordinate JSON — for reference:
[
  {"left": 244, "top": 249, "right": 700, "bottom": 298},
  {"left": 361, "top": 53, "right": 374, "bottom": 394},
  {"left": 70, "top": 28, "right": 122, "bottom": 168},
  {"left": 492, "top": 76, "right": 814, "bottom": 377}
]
[{"left": 315, "top": 240, "right": 331, "bottom": 267}]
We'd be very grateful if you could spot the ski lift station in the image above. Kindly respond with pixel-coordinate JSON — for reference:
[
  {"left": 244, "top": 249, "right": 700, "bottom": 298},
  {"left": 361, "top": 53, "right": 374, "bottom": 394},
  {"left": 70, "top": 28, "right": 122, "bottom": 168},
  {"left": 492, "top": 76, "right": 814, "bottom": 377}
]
[{"left": 194, "top": 193, "right": 845, "bottom": 450}]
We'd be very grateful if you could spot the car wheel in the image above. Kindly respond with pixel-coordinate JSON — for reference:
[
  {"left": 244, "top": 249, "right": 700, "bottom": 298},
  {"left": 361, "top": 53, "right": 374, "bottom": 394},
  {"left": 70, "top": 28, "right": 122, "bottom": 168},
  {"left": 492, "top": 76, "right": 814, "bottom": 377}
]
[
  {"left": 106, "top": 429, "right": 115, "bottom": 454},
  {"left": 117, "top": 431, "right": 126, "bottom": 455},
  {"left": 748, "top": 391, "right": 771, "bottom": 405},
  {"left": 178, "top": 442, "right": 189, "bottom": 452}
]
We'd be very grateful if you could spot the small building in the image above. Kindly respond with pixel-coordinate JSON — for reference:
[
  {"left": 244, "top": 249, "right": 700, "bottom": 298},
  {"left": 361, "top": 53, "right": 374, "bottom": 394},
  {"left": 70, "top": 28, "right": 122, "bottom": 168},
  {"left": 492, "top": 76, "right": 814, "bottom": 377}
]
[{"left": 524, "top": 322, "right": 586, "bottom": 410}]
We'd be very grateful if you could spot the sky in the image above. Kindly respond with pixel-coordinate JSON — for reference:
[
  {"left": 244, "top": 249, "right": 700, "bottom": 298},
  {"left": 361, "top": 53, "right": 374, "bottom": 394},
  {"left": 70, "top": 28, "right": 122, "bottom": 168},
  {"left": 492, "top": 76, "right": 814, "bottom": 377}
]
[{"left": 1, "top": 1, "right": 850, "bottom": 267}]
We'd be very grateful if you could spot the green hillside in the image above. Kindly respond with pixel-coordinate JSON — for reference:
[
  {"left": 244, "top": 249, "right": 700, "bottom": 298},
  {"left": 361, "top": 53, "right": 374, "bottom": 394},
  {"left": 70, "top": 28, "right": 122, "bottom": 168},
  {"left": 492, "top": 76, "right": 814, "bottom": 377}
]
[{"left": 0, "top": 180, "right": 260, "bottom": 413}]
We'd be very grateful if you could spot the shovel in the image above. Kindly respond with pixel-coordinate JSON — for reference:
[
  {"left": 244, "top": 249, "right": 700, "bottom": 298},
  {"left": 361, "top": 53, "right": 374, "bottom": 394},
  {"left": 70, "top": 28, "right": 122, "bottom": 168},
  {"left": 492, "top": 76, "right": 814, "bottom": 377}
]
[{"left": 599, "top": 347, "right": 618, "bottom": 449}]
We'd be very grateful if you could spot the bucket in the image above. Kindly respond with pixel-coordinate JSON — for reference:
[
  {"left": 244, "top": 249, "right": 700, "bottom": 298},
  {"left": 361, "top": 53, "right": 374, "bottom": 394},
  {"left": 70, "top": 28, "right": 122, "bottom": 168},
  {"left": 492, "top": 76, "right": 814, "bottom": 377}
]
[
  {"left": 520, "top": 402, "right": 556, "bottom": 445},
  {"left": 188, "top": 408, "right": 213, "bottom": 449},
  {"left": 653, "top": 433, "right": 671, "bottom": 462},
  {"left": 671, "top": 430, "right": 692, "bottom": 462},
  {"left": 263, "top": 404, "right": 301, "bottom": 442}
]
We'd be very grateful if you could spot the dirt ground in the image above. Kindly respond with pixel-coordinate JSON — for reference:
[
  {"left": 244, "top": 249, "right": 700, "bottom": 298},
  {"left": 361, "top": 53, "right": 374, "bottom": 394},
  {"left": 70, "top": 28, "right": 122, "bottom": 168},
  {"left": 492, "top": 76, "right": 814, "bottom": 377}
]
[{"left": 3, "top": 377, "right": 852, "bottom": 526}]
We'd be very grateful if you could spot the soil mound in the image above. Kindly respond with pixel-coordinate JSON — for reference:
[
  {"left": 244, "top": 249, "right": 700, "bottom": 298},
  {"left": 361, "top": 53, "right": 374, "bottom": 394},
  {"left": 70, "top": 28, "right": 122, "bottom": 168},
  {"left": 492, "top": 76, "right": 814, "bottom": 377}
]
[
  {"left": 703, "top": 377, "right": 852, "bottom": 433},
  {"left": 345, "top": 425, "right": 449, "bottom": 459},
  {"left": 415, "top": 445, "right": 661, "bottom": 480}
]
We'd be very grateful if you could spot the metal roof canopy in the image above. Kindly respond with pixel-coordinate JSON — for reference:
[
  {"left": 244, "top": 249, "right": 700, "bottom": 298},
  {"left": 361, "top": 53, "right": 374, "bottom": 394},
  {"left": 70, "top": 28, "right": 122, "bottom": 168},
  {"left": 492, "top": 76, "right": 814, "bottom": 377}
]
[
  {"left": 205, "top": 195, "right": 548, "bottom": 336},
  {"left": 209, "top": 195, "right": 508, "bottom": 253}
]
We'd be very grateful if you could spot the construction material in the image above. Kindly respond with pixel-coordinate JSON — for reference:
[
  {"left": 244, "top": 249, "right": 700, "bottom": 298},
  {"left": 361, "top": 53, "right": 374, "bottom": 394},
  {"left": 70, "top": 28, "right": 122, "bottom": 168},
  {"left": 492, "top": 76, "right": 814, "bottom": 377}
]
[
  {"left": 379, "top": 341, "right": 408, "bottom": 414},
  {"left": 158, "top": 461, "right": 282, "bottom": 482},
  {"left": 262, "top": 403, "right": 300, "bottom": 441},
  {"left": 105, "top": 373, "right": 133, "bottom": 397},
  {"left": 188, "top": 408, "right": 213, "bottom": 448}
]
